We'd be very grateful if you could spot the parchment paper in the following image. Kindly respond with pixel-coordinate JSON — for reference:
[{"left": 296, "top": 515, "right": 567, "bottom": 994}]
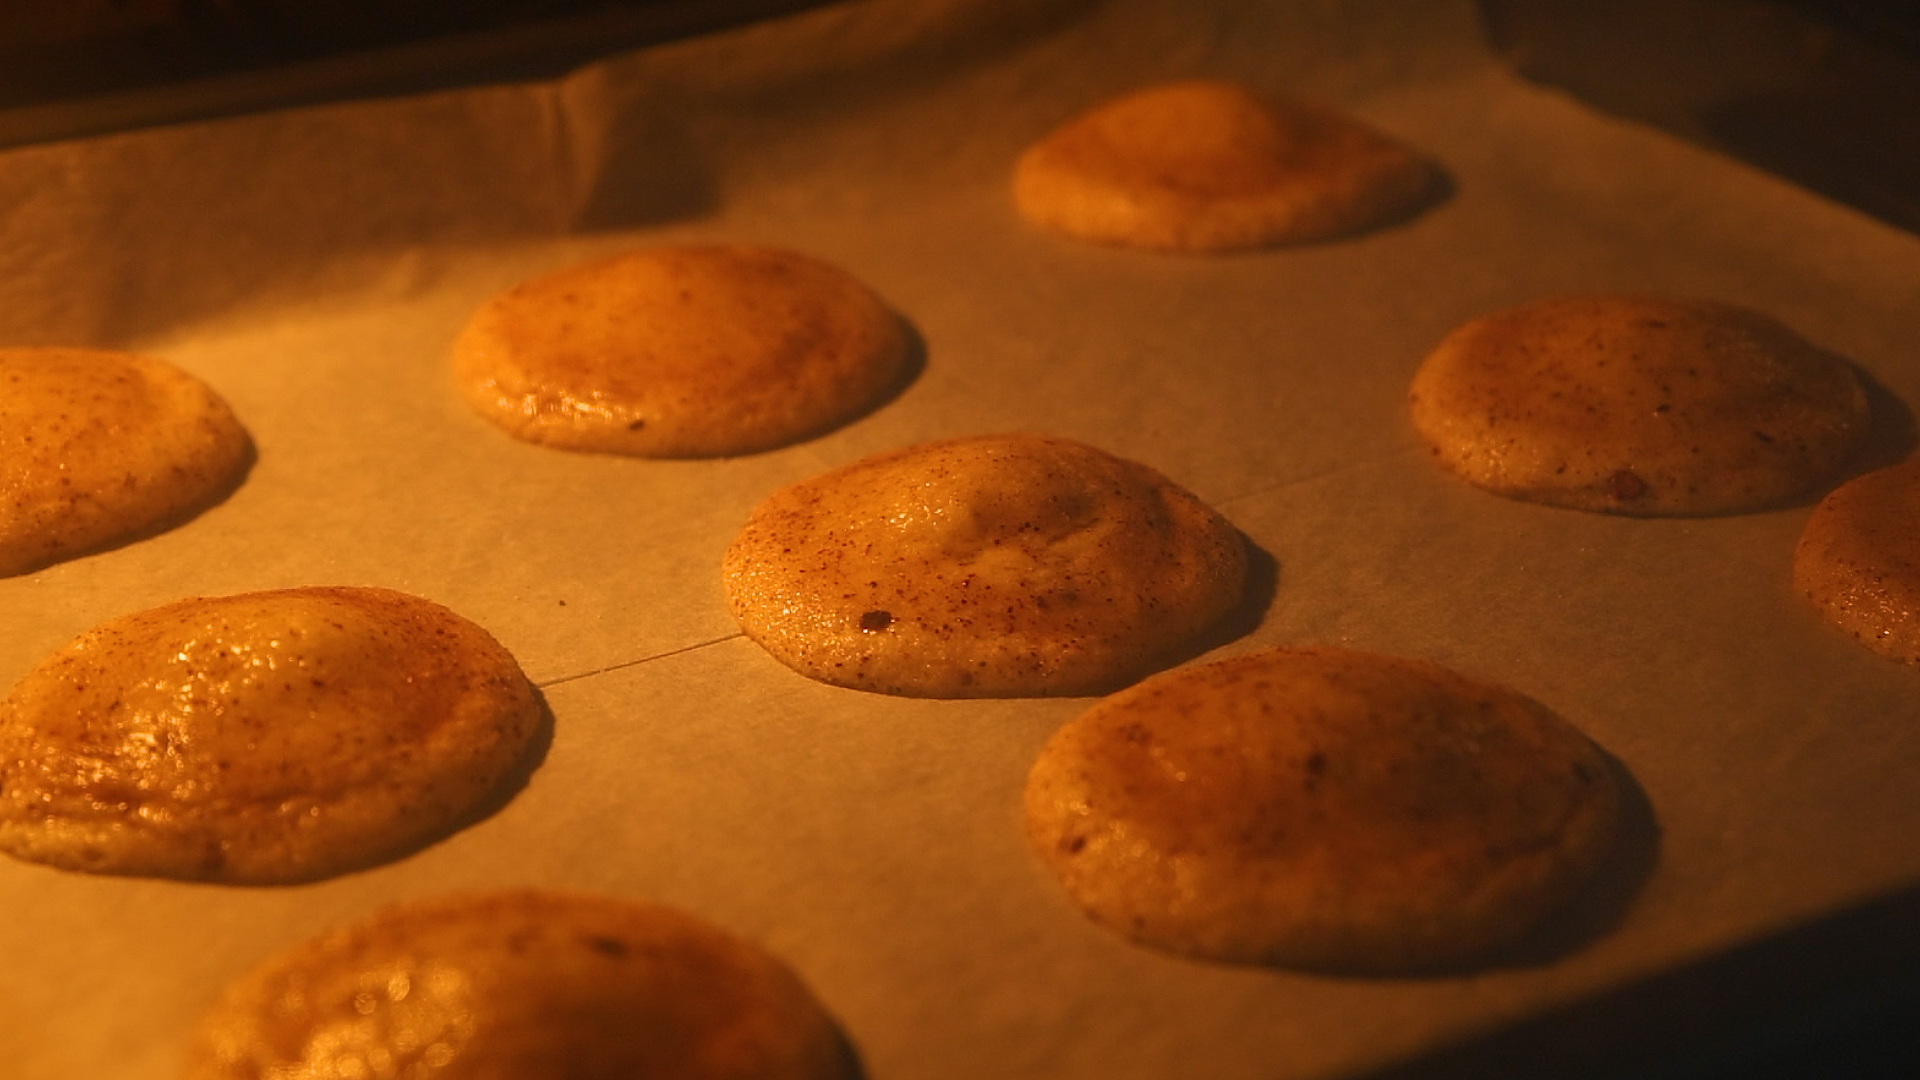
[{"left": 4, "top": 1, "right": 1920, "bottom": 1077}]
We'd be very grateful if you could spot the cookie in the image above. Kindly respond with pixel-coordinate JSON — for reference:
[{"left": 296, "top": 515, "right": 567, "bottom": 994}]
[
  {"left": 452, "top": 245, "right": 908, "bottom": 457},
  {"left": 0, "top": 587, "right": 540, "bottom": 884},
  {"left": 0, "top": 347, "right": 250, "bottom": 576},
  {"left": 723, "top": 434, "right": 1247, "bottom": 697},
  {"left": 1012, "top": 80, "right": 1437, "bottom": 252},
  {"left": 181, "top": 890, "right": 858, "bottom": 1080},
  {"left": 1024, "top": 646, "right": 1621, "bottom": 972},
  {"left": 1408, "top": 296, "right": 1869, "bottom": 515},
  {"left": 1794, "top": 458, "right": 1920, "bottom": 664}
]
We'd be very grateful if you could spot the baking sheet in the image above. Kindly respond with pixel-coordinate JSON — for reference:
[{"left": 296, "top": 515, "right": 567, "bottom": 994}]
[{"left": 5, "top": 0, "right": 1920, "bottom": 1077}]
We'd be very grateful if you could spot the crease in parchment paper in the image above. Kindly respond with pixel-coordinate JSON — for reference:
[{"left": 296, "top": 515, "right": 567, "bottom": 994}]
[{"left": 537, "top": 630, "right": 747, "bottom": 689}]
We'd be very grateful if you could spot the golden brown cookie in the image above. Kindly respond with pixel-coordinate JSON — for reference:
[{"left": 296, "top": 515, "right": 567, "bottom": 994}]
[
  {"left": 0, "top": 347, "right": 250, "bottom": 577},
  {"left": 0, "top": 587, "right": 540, "bottom": 884},
  {"left": 181, "top": 890, "right": 859, "bottom": 1080},
  {"left": 452, "top": 245, "right": 908, "bottom": 457},
  {"left": 1408, "top": 296, "right": 1869, "bottom": 515},
  {"left": 1794, "top": 458, "right": 1920, "bottom": 664},
  {"left": 723, "top": 434, "right": 1247, "bottom": 698},
  {"left": 1024, "top": 646, "right": 1621, "bottom": 972},
  {"left": 1012, "top": 80, "right": 1437, "bottom": 252}
]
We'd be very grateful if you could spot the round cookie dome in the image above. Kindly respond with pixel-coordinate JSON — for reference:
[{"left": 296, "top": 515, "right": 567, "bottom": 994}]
[
  {"left": 0, "top": 347, "right": 250, "bottom": 576},
  {"left": 0, "top": 587, "right": 540, "bottom": 884},
  {"left": 723, "top": 434, "right": 1248, "bottom": 698},
  {"left": 1794, "top": 458, "right": 1920, "bottom": 664},
  {"left": 1024, "top": 646, "right": 1622, "bottom": 972},
  {"left": 182, "top": 890, "right": 859, "bottom": 1080},
  {"left": 1408, "top": 296, "right": 1869, "bottom": 515},
  {"left": 453, "top": 245, "right": 908, "bottom": 457},
  {"left": 1013, "top": 80, "right": 1438, "bottom": 252}
]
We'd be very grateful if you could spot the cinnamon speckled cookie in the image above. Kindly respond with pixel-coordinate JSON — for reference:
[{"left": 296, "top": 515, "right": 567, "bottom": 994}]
[
  {"left": 1409, "top": 296, "right": 1868, "bottom": 515},
  {"left": 723, "top": 434, "right": 1247, "bottom": 698},
  {"left": 0, "top": 347, "right": 250, "bottom": 577},
  {"left": 1013, "top": 80, "right": 1437, "bottom": 252},
  {"left": 0, "top": 587, "right": 539, "bottom": 884},
  {"left": 181, "top": 890, "right": 859, "bottom": 1080},
  {"left": 1024, "top": 646, "right": 1621, "bottom": 972},
  {"left": 452, "top": 245, "right": 908, "bottom": 457},
  {"left": 1794, "top": 458, "right": 1920, "bottom": 664}
]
